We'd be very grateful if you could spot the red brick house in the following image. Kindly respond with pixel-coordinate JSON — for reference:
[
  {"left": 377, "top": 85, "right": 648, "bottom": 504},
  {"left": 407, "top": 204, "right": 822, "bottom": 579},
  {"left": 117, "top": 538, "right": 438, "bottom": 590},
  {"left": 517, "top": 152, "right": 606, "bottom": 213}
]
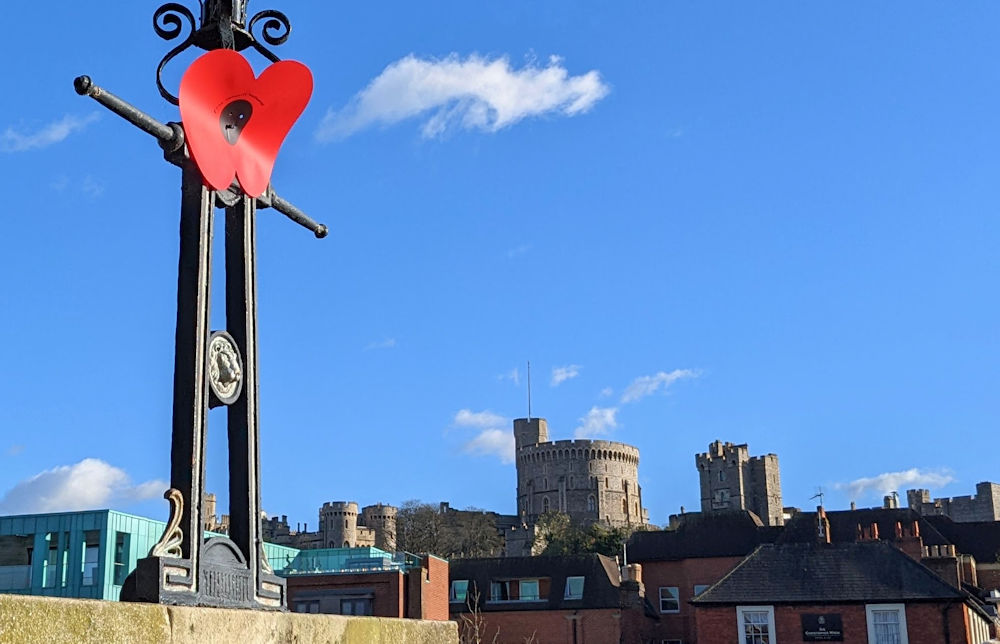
[
  {"left": 285, "top": 552, "right": 449, "bottom": 620},
  {"left": 448, "top": 554, "right": 655, "bottom": 643},
  {"left": 691, "top": 541, "right": 996, "bottom": 644},
  {"left": 627, "top": 510, "right": 778, "bottom": 643}
]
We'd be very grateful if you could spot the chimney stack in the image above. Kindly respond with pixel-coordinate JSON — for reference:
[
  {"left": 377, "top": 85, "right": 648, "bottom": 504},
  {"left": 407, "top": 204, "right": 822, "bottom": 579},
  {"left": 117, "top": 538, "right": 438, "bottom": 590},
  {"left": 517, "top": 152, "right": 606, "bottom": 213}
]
[{"left": 816, "top": 506, "right": 831, "bottom": 544}]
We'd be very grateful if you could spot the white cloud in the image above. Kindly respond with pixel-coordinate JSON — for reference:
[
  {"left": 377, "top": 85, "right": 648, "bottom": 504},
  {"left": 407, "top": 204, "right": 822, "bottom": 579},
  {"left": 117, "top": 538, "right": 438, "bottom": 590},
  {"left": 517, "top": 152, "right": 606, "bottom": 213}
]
[
  {"left": 574, "top": 406, "right": 618, "bottom": 439},
  {"left": 551, "top": 365, "right": 581, "bottom": 386},
  {"left": 454, "top": 409, "right": 513, "bottom": 463},
  {"left": 454, "top": 409, "right": 507, "bottom": 429},
  {"left": 507, "top": 244, "right": 531, "bottom": 259},
  {"left": 462, "top": 429, "right": 515, "bottom": 464},
  {"left": 2, "top": 113, "right": 99, "bottom": 152},
  {"left": 838, "top": 468, "right": 955, "bottom": 501},
  {"left": 599, "top": 387, "right": 613, "bottom": 398},
  {"left": 0, "top": 458, "right": 167, "bottom": 515},
  {"left": 317, "top": 54, "right": 609, "bottom": 140},
  {"left": 498, "top": 368, "right": 520, "bottom": 386},
  {"left": 365, "top": 337, "right": 397, "bottom": 350},
  {"left": 5, "top": 445, "right": 24, "bottom": 457},
  {"left": 621, "top": 369, "right": 698, "bottom": 403}
]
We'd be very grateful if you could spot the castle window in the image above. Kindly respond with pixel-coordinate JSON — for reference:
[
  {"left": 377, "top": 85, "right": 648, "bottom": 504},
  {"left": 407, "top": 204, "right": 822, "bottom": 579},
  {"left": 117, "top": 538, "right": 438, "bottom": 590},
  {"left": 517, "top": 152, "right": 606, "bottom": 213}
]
[
  {"left": 719, "top": 470, "right": 726, "bottom": 482},
  {"left": 544, "top": 478, "right": 548, "bottom": 489},
  {"left": 569, "top": 476, "right": 574, "bottom": 489},
  {"left": 542, "top": 497, "right": 550, "bottom": 513},
  {"left": 622, "top": 498, "right": 628, "bottom": 514},
  {"left": 587, "top": 495, "right": 596, "bottom": 512}
]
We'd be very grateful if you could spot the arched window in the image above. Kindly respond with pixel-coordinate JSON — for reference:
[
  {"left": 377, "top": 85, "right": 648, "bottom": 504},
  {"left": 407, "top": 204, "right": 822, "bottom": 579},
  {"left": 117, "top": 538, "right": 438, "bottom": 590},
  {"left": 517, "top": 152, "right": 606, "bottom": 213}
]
[
  {"left": 343, "top": 541, "right": 350, "bottom": 548},
  {"left": 542, "top": 497, "right": 550, "bottom": 513},
  {"left": 544, "top": 477, "right": 548, "bottom": 489},
  {"left": 569, "top": 476, "right": 574, "bottom": 489},
  {"left": 587, "top": 495, "right": 596, "bottom": 512}
]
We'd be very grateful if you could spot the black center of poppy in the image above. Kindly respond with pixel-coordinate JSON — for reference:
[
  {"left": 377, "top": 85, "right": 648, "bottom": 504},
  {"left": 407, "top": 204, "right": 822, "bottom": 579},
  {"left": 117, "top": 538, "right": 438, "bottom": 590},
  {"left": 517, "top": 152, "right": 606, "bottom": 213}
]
[{"left": 220, "top": 99, "right": 253, "bottom": 145}]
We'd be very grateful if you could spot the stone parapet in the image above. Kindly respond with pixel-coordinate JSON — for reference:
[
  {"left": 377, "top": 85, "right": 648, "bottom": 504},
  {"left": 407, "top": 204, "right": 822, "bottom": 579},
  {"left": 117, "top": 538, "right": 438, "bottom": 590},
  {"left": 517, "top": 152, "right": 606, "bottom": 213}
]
[{"left": 0, "top": 594, "right": 458, "bottom": 644}]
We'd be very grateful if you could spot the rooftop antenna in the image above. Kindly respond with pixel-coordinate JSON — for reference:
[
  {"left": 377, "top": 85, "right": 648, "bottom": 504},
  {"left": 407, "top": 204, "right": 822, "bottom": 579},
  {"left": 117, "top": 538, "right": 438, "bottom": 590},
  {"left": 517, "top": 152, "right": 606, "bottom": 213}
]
[
  {"left": 810, "top": 487, "right": 825, "bottom": 507},
  {"left": 526, "top": 360, "right": 532, "bottom": 420}
]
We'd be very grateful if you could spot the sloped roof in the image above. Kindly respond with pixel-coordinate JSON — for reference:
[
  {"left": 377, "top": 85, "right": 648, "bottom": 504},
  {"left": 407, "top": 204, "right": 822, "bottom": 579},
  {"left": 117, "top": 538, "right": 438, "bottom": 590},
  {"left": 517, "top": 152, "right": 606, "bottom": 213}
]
[
  {"left": 628, "top": 511, "right": 773, "bottom": 561},
  {"left": 779, "top": 508, "right": 950, "bottom": 547},
  {"left": 449, "top": 554, "right": 623, "bottom": 612},
  {"left": 693, "top": 541, "right": 965, "bottom": 605}
]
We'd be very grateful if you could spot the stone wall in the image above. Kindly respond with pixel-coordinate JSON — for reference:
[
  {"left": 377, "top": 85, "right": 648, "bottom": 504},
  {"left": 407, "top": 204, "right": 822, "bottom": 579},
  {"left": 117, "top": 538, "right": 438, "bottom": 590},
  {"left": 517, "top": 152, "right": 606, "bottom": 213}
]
[
  {"left": 696, "top": 440, "right": 784, "bottom": 526},
  {"left": 0, "top": 594, "right": 457, "bottom": 644},
  {"left": 907, "top": 482, "right": 1000, "bottom": 523},
  {"left": 514, "top": 423, "right": 648, "bottom": 528}
]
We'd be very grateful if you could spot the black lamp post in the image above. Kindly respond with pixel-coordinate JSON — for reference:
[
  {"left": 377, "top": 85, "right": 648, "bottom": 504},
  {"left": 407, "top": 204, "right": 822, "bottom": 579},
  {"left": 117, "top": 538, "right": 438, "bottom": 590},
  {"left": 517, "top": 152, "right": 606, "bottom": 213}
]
[{"left": 73, "top": 0, "right": 325, "bottom": 610}]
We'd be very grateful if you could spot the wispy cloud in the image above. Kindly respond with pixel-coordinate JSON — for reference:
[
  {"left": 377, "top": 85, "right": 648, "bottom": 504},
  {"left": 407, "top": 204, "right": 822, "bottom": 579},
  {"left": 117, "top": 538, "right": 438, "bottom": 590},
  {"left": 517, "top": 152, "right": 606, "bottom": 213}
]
[
  {"left": 365, "top": 337, "right": 397, "bottom": 351},
  {"left": 454, "top": 409, "right": 513, "bottom": 463},
  {"left": 498, "top": 368, "right": 520, "bottom": 386},
  {"left": 454, "top": 409, "right": 507, "bottom": 429},
  {"left": 507, "top": 244, "right": 531, "bottom": 259},
  {"left": 621, "top": 369, "right": 698, "bottom": 403},
  {"left": 317, "top": 54, "right": 609, "bottom": 140},
  {"left": 551, "top": 365, "right": 581, "bottom": 387},
  {"left": 4, "top": 445, "right": 24, "bottom": 457},
  {"left": 2, "top": 113, "right": 99, "bottom": 152},
  {"left": 0, "top": 458, "right": 166, "bottom": 514},
  {"left": 599, "top": 387, "right": 613, "bottom": 398},
  {"left": 837, "top": 468, "right": 955, "bottom": 501},
  {"left": 574, "top": 406, "right": 618, "bottom": 439}
]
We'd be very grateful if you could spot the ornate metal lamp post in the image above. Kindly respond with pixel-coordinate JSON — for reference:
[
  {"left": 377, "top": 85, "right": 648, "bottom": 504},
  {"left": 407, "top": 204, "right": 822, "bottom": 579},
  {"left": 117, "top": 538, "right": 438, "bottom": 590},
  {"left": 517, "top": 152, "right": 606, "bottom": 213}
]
[{"left": 74, "top": 0, "right": 325, "bottom": 610}]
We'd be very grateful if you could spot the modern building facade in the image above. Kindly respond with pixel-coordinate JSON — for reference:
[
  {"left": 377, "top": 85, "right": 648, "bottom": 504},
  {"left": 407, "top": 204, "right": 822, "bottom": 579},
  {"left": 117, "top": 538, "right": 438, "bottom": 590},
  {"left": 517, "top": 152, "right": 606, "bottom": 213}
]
[
  {"left": 283, "top": 547, "right": 448, "bottom": 620},
  {"left": 0, "top": 509, "right": 298, "bottom": 601},
  {"left": 513, "top": 417, "right": 649, "bottom": 529},
  {"left": 696, "top": 439, "right": 784, "bottom": 526}
]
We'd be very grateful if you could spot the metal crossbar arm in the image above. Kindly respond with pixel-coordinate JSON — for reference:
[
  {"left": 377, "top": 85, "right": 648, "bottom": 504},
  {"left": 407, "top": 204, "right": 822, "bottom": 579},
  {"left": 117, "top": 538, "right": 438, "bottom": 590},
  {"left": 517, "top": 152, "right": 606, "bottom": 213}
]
[
  {"left": 264, "top": 190, "right": 328, "bottom": 238},
  {"left": 72, "top": 74, "right": 327, "bottom": 238},
  {"left": 74, "top": 75, "right": 180, "bottom": 148}
]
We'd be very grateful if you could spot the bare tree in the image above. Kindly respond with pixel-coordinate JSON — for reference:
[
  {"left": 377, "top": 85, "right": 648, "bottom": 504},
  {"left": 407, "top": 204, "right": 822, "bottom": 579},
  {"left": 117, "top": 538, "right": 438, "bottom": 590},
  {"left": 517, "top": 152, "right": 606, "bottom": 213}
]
[{"left": 458, "top": 585, "right": 499, "bottom": 644}]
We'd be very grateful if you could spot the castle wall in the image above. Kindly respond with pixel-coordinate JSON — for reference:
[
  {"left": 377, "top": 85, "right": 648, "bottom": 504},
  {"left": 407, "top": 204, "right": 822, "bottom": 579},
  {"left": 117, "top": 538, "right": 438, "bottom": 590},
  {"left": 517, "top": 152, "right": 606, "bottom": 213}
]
[
  {"left": 696, "top": 440, "right": 784, "bottom": 526},
  {"left": 514, "top": 432, "right": 646, "bottom": 529},
  {"left": 907, "top": 482, "right": 1000, "bottom": 523}
]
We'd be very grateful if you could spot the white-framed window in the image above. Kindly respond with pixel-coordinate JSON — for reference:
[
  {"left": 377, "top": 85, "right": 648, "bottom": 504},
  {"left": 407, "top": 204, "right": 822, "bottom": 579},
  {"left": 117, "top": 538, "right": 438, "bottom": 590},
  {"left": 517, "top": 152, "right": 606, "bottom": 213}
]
[
  {"left": 519, "top": 579, "right": 539, "bottom": 601},
  {"left": 449, "top": 579, "right": 469, "bottom": 602},
  {"left": 866, "top": 604, "right": 908, "bottom": 644},
  {"left": 693, "top": 584, "right": 709, "bottom": 597},
  {"left": 658, "top": 586, "right": 680, "bottom": 613},
  {"left": 737, "top": 605, "right": 775, "bottom": 644},
  {"left": 564, "top": 576, "right": 585, "bottom": 599}
]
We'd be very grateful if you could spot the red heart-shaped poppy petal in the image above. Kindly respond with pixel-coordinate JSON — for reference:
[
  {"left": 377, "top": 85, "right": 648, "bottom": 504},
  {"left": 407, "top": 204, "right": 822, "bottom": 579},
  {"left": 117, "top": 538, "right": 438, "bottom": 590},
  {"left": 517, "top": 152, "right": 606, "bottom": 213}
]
[{"left": 179, "top": 49, "right": 312, "bottom": 198}]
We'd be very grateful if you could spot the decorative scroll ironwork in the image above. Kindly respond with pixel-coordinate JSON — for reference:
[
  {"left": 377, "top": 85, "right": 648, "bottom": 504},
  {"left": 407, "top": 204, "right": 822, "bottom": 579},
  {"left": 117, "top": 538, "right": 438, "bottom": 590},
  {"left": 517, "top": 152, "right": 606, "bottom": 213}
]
[
  {"left": 150, "top": 488, "right": 185, "bottom": 558},
  {"left": 154, "top": 3, "right": 199, "bottom": 105},
  {"left": 247, "top": 10, "right": 290, "bottom": 63},
  {"left": 153, "top": 2, "right": 293, "bottom": 105}
]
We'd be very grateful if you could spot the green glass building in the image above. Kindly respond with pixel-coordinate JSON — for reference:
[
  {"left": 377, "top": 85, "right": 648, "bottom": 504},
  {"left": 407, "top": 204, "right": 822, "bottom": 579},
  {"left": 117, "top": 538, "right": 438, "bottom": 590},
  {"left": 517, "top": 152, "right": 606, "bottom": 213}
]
[{"left": 0, "top": 510, "right": 299, "bottom": 601}]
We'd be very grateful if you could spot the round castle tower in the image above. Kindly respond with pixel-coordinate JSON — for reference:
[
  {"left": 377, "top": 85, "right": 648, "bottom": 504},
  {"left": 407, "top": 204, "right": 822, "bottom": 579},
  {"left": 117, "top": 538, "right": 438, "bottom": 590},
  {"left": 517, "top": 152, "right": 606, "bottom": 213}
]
[
  {"left": 320, "top": 501, "right": 358, "bottom": 548},
  {"left": 361, "top": 503, "right": 398, "bottom": 552},
  {"left": 514, "top": 418, "right": 647, "bottom": 528}
]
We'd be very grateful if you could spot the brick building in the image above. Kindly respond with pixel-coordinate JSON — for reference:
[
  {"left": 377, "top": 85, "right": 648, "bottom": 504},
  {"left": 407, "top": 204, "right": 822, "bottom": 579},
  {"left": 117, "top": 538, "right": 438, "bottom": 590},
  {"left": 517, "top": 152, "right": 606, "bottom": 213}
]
[
  {"left": 283, "top": 547, "right": 449, "bottom": 620},
  {"left": 448, "top": 554, "right": 654, "bottom": 643},
  {"left": 691, "top": 541, "right": 996, "bottom": 644},
  {"left": 627, "top": 510, "right": 780, "bottom": 643}
]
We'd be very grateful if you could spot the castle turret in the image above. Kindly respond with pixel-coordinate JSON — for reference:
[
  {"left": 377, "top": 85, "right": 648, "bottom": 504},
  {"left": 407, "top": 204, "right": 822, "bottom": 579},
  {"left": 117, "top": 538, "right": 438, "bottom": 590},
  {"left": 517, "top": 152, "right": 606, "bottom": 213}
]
[
  {"left": 514, "top": 418, "right": 549, "bottom": 450},
  {"left": 361, "top": 503, "right": 398, "bottom": 551},
  {"left": 320, "top": 501, "right": 359, "bottom": 548}
]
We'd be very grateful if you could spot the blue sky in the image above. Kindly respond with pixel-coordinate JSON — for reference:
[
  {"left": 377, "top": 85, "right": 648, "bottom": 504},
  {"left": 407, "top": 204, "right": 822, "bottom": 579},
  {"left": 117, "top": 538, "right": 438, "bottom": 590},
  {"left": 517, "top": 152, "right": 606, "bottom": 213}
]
[{"left": 1, "top": 2, "right": 999, "bottom": 528}]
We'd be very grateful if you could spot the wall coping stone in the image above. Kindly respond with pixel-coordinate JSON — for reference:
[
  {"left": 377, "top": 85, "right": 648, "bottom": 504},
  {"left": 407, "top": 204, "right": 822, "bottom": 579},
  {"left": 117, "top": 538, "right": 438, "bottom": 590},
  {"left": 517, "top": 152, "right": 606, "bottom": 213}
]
[{"left": 0, "top": 594, "right": 458, "bottom": 644}]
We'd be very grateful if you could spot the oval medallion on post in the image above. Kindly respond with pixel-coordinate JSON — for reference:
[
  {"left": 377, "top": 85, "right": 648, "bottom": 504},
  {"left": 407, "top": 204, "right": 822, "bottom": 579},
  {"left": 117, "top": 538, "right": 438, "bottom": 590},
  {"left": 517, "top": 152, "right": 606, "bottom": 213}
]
[{"left": 208, "top": 330, "right": 244, "bottom": 407}]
